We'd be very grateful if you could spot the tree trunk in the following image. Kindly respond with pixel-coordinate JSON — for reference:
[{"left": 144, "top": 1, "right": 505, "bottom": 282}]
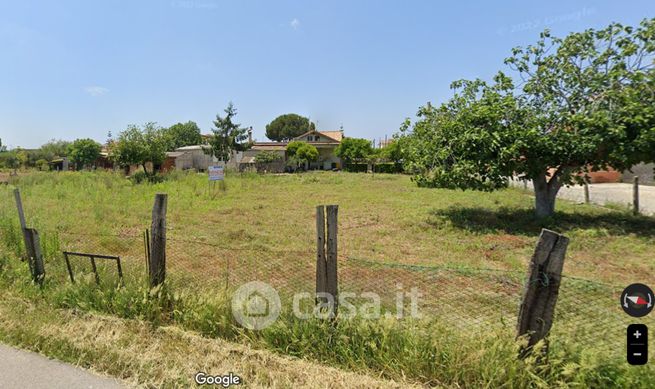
[{"left": 533, "top": 174, "right": 562, "bottom": 218}]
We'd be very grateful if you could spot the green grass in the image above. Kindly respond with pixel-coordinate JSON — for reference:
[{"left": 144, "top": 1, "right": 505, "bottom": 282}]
[{"left": 0, "top": 170, "right": 654, "bottom": 387}]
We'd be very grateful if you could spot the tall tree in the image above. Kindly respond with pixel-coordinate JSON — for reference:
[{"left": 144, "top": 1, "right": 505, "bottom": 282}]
[
  {"left": 287, "top": 142, "right": 319, "bottom": 169},
  {"left": 40, "top": 139, "right": 71, "bottom": 160},
  {"left": 0, "top": 138, "right": 6, "bottom": 153},
  {"left": 207, "top": 102, "right": 250, "bottom": 162},
  {"left": 401, "top": 19, "right": 655, "bottom": 217},
  {"left": 112, "top": 123, "right": 167, "bottom": 176},
  {"left": 265, "top": 113, "right": 315, "bottom": 141},
  {"left": 164, "top": 121, "right": 203, "bottom": 150},
  {"left": 335, "top": 137, "right": 374, "bottom": 165},
  {"left": 68, "top": 138, "right": 102, "bottom": 170}
]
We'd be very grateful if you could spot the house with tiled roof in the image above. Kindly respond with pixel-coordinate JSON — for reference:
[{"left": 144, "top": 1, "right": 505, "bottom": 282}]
[{"left": 239, "top": 129, "right": 345, "bottom": 172}]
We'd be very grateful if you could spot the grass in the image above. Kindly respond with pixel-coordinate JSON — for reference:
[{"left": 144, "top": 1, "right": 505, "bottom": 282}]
[{"left": 0, "top": 170, "right": 654, "bottom": 387}]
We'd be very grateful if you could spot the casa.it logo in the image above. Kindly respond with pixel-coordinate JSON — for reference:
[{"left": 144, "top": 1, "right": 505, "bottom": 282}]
[
  {"left": 231, "top": 281, "right": 281, "bottom": 330},
  {"left": 621, "top": 283, "right": 654, "bottom": 318}
]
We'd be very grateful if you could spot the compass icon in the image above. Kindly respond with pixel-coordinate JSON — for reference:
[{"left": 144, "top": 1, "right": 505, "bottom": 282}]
[{"left": 620, "top": 283, "right": 654, "bottom": 318}]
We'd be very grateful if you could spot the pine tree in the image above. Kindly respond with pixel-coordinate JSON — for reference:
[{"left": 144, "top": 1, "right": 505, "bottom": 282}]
[{"left": 207, "top": 102, "right": 250, "bottom": 162}]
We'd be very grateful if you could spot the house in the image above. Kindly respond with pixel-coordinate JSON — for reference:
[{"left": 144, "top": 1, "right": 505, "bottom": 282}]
[
  {"left": 238, "top": 130, "right": 344, "bottom": 172},
  {"left": 162, "top": 145, "right": 221, "bottom": 172}
]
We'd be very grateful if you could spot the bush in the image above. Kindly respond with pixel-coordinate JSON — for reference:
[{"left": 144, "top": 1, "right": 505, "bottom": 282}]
[
  {"left": 344, "top": 163, "right": 403, "bottom": 173},
  {"left": 344, "top": 163, "right": 368, "bottom": 172},
  {"left": 129, "top": 171, "right": 166, "bottom": 184},
  {"left": 374, "top": 163, "right": 403, "bottom": 174}
]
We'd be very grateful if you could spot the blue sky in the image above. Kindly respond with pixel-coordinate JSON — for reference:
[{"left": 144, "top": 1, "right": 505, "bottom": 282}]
[{"left": 1, "top": 1, "right": 653, "bottom": 148}]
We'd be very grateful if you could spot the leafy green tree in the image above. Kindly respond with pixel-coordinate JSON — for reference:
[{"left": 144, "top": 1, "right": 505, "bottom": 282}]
[
  {"left": 286, "top": 141, "right": 304, "bottom": 157},
  {"left": 296, "top": 143, "right": 319, "bottom": 163},
  {"left": 35, "top": 159, "right": 49, "bottom": 171},
  {"left": 112, "top": 123, "right": 167, "bottom": 176},
  {"left": 40, "top": 139, "right": 71, "bottom": 161},
  {"left": 207, "top": 102, "right": 251, "bottom": 162},
  {"left": 379, "top": 140, "right": 403, "bottom": 165},
  {"left": 16, "top": 149, "right": 28, "bottom": 168},
  {"left": 254, "top": 151, "right": 282, "bottom": 164},
  {"left": 288, "top": 143, "right": 319, "bottom": 168},
  {"left": 0, "top": 150, "right": 20, "bottom": 172},
  {"left": 334, "top": 137, "right": 374, "bottom": 165},
  {"left": 68, "top": 138, "right": 101, "bottom": 170},
  {"left": 0, "top": 138, "right": 6, "bottom": 153},
  {"left": 401, "top": 19, "right": 655, "bottom": 217},
  {"left": 265, "top": 113, "right": 315, "bottom": 142},
  {"left": 164, "top": 121, "right": 203, "bottom": 150}
]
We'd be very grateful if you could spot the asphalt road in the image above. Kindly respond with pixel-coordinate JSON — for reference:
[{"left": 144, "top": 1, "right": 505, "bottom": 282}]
[
  {"left": 0, "top": 344, "right": 125, "bottom": 389},
  {"left": 511, "top": 179, "right": 655, "bottom": 215},
  {"left": 558, "top": 182, "right": 655, "bottom": 215}
]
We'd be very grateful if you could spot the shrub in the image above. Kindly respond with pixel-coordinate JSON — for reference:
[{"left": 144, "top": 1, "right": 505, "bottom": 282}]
[{"left": 130, "top": 171, "right": 166, "bottom": 184}]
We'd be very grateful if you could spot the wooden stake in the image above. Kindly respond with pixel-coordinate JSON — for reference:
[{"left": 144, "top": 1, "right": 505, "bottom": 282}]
[
  {"left": 517, "top": 229, "right": 569, "bottom": 357},
  {"left": 149, "top": 193, "right": 168, "bottom": 287},
  {"left": 633, "top": 176, "right": 640, "bottom": 216}
]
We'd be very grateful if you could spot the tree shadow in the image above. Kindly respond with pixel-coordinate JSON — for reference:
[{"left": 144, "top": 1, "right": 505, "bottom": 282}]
[{"left": 428, "top": 206, "right": 655, "bottom": 237}]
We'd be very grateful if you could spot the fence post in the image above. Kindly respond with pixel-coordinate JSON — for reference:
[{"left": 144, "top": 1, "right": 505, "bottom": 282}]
[
  {"left": 326, "top": 205, "right": 339, "bottom": 316},
  {"left": 583, "top": 182, "right": 590, "bottom": 204},
  {"left": 13, "top": 189, "right": 30, "bottom": 261},
  {"left": 315, "top": 205, "right": 339, "bottom": 317},
  {"left": 315, "top": 205, "right": 327, "bottom": 300},
  {"left": 633, "top": 176, "right": 639, "bottom": 216},
  {"left": 517, "top": 229, "right": 569, "bottom": 357},
  {"left": 24, "top": 228, "right": 45, "bottom": 285},
  {"left": 149, "top": 193, "right": 168, "bottom": 288}
]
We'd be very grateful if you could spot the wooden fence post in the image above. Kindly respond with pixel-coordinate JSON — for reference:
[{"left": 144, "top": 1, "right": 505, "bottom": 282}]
[
  {"left": 316, "top": 205, "right": 339, "bottom": 317},
  {"left": 517, "top": 229, "right": 569, "bottom": 357},
  {"left": 316, "top": 205, "right": 327, "bottom": 300},
  {"left": 24, "top": 228, "right": 45, "bottom": 285},
  {"left": 149, "top": 193, "right": 167, "bottom": 288},
  {"left": 633, "top": 176, "right": 639, "bottom": 216},
  {"left": 326, "top": 205, "right": 339, "bottom": 316}
]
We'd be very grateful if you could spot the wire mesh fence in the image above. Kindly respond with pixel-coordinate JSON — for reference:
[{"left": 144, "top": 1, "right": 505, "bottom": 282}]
[
  {"left": 37, "top": 229, "right": 147, "bottom": 287},
  {"left": 1, "top": 202, "right": 652, "bottom": 360}
]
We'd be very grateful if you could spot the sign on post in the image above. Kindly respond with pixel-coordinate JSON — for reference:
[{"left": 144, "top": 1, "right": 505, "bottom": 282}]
[{"left": 208, "top": 166, "right": 224, "bottom": 181}]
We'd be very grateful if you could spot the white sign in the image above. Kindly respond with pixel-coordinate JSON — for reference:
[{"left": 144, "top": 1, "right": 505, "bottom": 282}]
[{"left": 208, "top": 166, "right": 224, "bottom": 181}]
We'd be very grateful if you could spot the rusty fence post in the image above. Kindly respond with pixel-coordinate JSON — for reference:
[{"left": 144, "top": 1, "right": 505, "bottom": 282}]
[{"left": 517, "top": 229, "right": 569, "bottom": 358}]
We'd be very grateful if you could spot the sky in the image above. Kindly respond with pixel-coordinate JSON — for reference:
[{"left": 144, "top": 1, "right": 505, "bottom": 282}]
[{"left": 0, "top": 0, "right": 653, "bottom": 149}]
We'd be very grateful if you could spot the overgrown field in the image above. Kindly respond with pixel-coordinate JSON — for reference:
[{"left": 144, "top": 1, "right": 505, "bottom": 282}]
[{"left": 0, "top": 171, "right": 654, "bottom": 387}]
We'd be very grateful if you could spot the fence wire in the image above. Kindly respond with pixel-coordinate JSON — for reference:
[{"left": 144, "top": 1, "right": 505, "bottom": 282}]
[{"left": 5, "top": 224, "right": 654, "bottom": 359}]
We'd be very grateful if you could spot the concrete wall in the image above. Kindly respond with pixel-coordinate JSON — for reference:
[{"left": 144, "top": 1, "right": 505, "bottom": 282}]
[{"left": 623, "top": 163, "right": 655, "bottom": 185}]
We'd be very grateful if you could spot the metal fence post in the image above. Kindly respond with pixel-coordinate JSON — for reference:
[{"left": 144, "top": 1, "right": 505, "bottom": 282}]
[
  {"left": 149, "top": 193, "right": 168, "bottom": 288},
  {"left": 13, "top": 189, "right": 30, "bottom": 260},
  {"left": 24, "top": 228, "right": 45, "bottom": 285},
  {"left": 517, "top": 229, "right": 569, "bottom": 357}
]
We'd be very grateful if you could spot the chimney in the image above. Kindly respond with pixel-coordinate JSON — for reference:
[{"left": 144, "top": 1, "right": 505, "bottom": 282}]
[{"left": 248, "top": 126, "right": 253, "bottom": 143}]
